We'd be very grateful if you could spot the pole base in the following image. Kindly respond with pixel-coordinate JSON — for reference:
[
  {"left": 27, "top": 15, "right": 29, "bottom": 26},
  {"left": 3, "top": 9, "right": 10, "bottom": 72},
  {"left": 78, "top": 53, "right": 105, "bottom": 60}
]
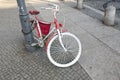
[{"left": 25, "top": 44, "right": 37, "bottom": 52}]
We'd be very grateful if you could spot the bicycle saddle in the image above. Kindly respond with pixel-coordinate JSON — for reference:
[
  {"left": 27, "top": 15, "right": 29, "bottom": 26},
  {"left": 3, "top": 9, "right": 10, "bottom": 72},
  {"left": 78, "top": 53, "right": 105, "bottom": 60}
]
[{"left": 29, "top": 10, "right": 40, "bottom": 15}]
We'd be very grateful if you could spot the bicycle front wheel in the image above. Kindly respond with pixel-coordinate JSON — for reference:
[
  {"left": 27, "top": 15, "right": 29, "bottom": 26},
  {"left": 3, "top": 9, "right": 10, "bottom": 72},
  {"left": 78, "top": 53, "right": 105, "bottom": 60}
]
[{"left": 47, "top": 32, "right": 82, "bottom": 67}]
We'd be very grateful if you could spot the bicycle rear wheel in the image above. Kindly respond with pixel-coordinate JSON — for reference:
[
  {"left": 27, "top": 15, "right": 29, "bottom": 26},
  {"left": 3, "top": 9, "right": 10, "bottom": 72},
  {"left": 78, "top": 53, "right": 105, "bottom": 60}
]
[{"left": 47, "top": 32, "right": 82, "bottom": 67}]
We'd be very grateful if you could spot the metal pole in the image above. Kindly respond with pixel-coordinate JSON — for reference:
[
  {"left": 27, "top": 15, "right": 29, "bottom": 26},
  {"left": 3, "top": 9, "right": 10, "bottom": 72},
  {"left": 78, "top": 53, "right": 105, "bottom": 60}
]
[{"left": 16, "top": 0, "right": 36, "bottom": 52}]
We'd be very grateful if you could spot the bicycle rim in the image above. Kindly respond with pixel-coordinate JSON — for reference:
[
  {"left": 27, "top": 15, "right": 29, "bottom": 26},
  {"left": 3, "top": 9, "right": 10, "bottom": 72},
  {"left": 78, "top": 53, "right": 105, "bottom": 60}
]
[{"left": 47, "top": 32, "right": 82, "bottom": 67}]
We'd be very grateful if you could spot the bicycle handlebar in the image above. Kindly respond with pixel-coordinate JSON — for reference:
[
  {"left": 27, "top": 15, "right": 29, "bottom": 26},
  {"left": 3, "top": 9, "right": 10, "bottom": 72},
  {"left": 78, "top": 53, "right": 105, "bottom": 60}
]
[
  {"left": 40, "top": 3, "right": 65, "bottom": 29},
  {"left": 48, "top": 3, "right": 57, "bottom": 7},
  {"left": 40, "top": 3, "right": 59, "bottom": 11}
]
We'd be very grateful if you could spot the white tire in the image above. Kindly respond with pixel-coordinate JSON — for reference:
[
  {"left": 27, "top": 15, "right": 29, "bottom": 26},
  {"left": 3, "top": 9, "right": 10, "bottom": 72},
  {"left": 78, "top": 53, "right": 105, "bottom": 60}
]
[{"left": 47, "top": 32, "right": 82, "bottom": 67}]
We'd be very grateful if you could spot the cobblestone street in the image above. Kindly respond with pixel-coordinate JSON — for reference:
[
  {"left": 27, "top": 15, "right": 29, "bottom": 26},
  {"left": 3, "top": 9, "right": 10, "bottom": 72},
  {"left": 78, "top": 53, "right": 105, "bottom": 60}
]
[
  {"left": 0, "top": 0, "right": 92, "bottom": 80},
  {"left": 1, "top": 0, "right": 120, "bottom": 80}
]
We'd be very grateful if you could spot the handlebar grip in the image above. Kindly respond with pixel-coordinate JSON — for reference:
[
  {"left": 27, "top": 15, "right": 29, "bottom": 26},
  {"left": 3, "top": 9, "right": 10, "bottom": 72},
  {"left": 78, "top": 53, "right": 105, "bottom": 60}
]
[
  {"left": 40, "top": 7, "right": 54, "bottom": 10},
  {"left": 48, "top": 3, "right": 58, "bottom": 8},
  {"left": 40, "top": 3, "right": 59, "bottom": 11},
  {"left": 40, "top": 7, "right": 46, "bottom": 10}
]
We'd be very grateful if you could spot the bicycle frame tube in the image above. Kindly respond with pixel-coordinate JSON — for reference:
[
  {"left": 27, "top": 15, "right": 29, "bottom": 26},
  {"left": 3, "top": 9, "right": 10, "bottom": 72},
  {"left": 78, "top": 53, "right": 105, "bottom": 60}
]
[
  {"left": 53, "top": 11, "right": 67, "bottom": 51},
  {"left": 43, "top": 26, "right": 55, "bottom": 41},
  {"left": 54, "top": 11, "right": 60, "bottom": 30},
  {"left": 35, "top": 16, "right": 43, "bottom": 39},
  {"left": 42, "top": 10, "right": 60, "bottom": 41}
]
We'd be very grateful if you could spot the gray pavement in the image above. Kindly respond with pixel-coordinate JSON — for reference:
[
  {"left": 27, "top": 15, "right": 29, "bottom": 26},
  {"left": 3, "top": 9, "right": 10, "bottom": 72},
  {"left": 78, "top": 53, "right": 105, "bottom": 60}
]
[
  {"left": 30, "top": 0, "right": 120, "bottom": 80},
  {"left": 0, "top": 0, "right": 120, "bottom": 80},
  {"left": 61, "top": 1, "right": 120, "bottom": 80},
  {"left": 0, "top": 0, "right": 91, "bottom": 80}
]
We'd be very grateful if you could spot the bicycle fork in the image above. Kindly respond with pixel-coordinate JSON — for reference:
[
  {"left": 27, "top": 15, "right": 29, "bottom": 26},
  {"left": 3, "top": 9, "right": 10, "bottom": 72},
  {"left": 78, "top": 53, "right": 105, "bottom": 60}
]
[{"left": 57, "top": 29, "right": 67, "bottom": 52}]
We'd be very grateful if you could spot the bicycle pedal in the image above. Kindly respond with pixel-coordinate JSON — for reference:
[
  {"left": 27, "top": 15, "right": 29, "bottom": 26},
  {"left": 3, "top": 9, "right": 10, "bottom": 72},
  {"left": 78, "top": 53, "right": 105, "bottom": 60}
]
[
  {"left": 31, "top": 43, "right": 38, "bottom": 46},
  {"left": 38, "top": 43, "right": 44, "bottom": 47}
]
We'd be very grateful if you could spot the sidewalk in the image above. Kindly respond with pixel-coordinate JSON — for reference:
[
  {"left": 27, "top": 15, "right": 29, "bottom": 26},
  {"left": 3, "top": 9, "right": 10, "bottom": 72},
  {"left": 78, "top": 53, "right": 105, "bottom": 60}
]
[
  {"left": 0, "top": 0, "right": 120, "bottom": 80},
  {"left": 0, "top": 0, "right": 91, "bottom": 80},
  {"left": 30, "top": 0, "right": 120, "bottom": 80}
]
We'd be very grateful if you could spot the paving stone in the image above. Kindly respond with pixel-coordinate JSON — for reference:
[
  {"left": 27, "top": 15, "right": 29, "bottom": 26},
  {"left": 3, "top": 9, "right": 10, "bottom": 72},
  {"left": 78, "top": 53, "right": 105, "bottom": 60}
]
[
  {"left": 79, "top": 44, "right": 120, "bottom": 80},
  {"left": 0, "top": 1, "right": 92, "bottom": 80},
  {"left": 100, "top": 33, "right": 120, "bottom": 53}
]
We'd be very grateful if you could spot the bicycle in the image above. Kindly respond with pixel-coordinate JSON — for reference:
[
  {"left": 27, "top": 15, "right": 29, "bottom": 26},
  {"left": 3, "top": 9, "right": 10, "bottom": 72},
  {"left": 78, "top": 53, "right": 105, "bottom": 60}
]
[{"left": 29, "top": 3, "right": 82, "bottom": 67}]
